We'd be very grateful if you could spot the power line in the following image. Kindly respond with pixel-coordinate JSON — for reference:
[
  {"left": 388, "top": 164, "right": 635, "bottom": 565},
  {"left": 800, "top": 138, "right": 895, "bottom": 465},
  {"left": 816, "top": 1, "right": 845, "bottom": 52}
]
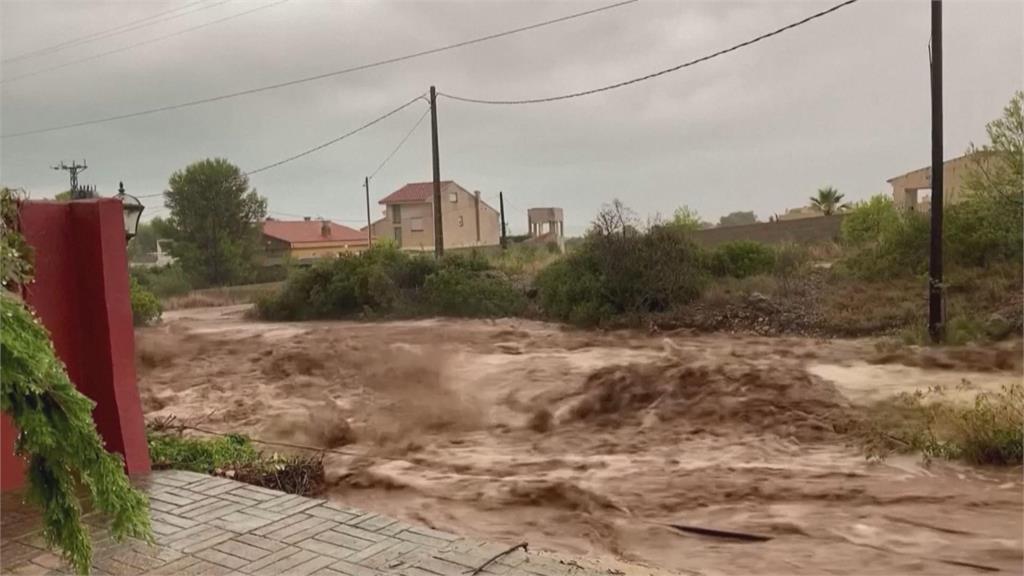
[
  {"left": 1, "top": 0, "right": 289, "bottom": 84},
  {"left": 2, "top": 0, "right": 636, "bottom": 139},
  {"left": 2, "top": 0, "right": 210, "bottom": 63},
  {"left": 369, "top": 106, "right": 430, "bottom": 180},
  {"left": 440, "top": 0, "right": 860, "bottom": 105},
  {"left": 245, "top": 94, "right": 427, "bottom": 176}
]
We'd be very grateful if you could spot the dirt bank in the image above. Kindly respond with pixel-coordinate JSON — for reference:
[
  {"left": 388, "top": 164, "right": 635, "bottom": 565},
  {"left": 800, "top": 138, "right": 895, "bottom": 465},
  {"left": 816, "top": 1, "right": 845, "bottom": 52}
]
[{"left": 138, "top": 306, "right": 1023, "bottom": 575}]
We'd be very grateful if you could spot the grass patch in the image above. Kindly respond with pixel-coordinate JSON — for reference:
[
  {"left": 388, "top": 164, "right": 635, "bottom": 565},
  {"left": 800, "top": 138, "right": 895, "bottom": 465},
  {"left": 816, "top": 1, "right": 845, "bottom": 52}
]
[
  {"left": 147, "top": 425, "right": 325, "bottom": 496},
  {"left": 861, "top": 383, "right": 1023, "bottom": 466}
]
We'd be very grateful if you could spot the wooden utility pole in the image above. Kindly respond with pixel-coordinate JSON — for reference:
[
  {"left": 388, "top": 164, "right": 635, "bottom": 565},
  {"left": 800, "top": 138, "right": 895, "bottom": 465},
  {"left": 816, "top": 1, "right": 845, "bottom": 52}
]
[
  {"left": 430, "top": 86, "right": 444, "bottom": 258},
  {"left": 364, "top": 176, "right": 372, "bottom": 246},
  {"left": 928, "top": 0, "right": 944, "bottom": 343},
  {"left": 499, "top": 191, "right": 508, "bottom": 249}
]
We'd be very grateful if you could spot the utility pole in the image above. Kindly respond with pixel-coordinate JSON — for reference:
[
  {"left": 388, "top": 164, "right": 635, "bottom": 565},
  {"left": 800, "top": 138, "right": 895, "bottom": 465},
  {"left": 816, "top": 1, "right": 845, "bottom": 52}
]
[
  {"left": 928, "top": 0, "right": 944, "bottom": 343},
  {"left": 430, "top": 86, "right": 444, "bottom": 258},
  {"left": 364, "top": 176, "right": 372, "bottom": 247},
  {"left": 52, "top": 160, "right": 88, "bottom": 197},
  {"left": 499, "top": 191, "right": 508, "bottom": 249}
]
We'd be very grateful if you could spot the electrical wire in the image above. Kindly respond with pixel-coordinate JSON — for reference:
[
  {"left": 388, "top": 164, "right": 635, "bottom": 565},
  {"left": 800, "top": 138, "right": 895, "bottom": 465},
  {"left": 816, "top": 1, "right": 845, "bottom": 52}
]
[
  {"left": 440, "top": 0, "right": 860, "bottom": 105},
  {"left": 1, "top": 0, "right": 290, "bottom": 84},
  {"left": 2, "top": 0, "right": 210, "bottom": 63},
  {"left": 2, "top": 0, "right": 636, "bottom": 139},
  {"left": 244, "top": 94, "right": 426, "bottom": 176},
  {"left": 368, "top": 106, "right": 430, "bottom": 180}
]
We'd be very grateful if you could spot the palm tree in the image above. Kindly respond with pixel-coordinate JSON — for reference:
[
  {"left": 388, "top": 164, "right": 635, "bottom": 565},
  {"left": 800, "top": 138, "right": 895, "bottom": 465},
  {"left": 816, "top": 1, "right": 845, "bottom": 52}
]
[{"left": 809, "top": 186, "right": 848, "bottom": 215}]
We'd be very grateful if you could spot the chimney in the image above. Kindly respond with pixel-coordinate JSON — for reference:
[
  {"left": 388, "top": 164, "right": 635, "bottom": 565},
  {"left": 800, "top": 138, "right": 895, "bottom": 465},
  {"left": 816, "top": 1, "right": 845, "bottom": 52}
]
[
  {"left": 474, "top": 191, "right": 481, "bottom": 243},
  {"left": 303, "top": 216, "right": 311, "bottom": 221},
  {"left": 321, "top": 220, "right": 331, "bottom": 238}
]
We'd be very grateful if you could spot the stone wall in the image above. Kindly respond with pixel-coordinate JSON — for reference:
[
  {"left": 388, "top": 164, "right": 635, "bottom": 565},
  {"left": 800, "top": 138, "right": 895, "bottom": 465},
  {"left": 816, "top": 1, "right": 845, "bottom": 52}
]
[{"left": 690, "top": 214, "right": 846, "bottom": 247}]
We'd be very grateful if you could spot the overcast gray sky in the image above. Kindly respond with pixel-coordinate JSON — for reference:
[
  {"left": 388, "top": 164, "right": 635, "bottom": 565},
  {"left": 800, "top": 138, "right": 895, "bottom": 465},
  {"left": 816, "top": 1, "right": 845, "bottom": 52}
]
[{"left": 1, "top": 0, "right": 1021, "bottom": 234}]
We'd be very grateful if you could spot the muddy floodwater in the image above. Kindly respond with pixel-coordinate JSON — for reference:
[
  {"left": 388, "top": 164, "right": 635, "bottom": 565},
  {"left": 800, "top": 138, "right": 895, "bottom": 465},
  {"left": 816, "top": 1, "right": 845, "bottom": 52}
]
[{"left": 138, "top": 306, "right": 1024, "bottom": 575}]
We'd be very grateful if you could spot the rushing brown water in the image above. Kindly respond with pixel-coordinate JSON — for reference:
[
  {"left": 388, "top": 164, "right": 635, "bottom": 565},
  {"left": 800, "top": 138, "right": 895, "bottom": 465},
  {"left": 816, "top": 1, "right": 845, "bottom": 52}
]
[{"left": 138, "top": 306, "right": 1024, "bottom": 575}]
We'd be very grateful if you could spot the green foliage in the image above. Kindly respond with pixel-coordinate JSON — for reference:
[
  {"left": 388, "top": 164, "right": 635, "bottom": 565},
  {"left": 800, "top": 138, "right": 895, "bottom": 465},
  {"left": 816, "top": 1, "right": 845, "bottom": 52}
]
[
  {"left": 148, "top": 432, "right": 259, "bottom": 473},
  {"left": 535, "top": 224, "right": 706, "bottom": 325},
  {"left": 127, "top": 217, "right": 172, "bottom": 262},
  {"left": 533, "top": 257, "right": 610, "bottom": 326},
  {"left": 670, "top": 205, "right": 706, "bottom": 232},
  {"left": 945, "top": 191, "right": 1023, "bottom": 267},
  {"left": 841, "top": 195, "right": 900, "bottom": 248},
  {"left": 424, "top": 266, "right": 526, "bottom": 317},
  {"left": 165, "top": 158, "right": 267, "bottom": 287},
  {"left": 810, "top": 186, "right": 848, "bottom": 215},
  {"left": 1, "top": 187, "right": 33, "bottom": 291},
  {"left": 708, "top": 240, "right": 776, "bottom": 278},
  {"left": 256, "top": 244, "right": 523, "bottom": 321},
  {"left": 863, "top": 383, "right": 1023, "bottom": 466},
  {"left": 717, "top": 210, "right": 758, "bottom": 227},
  {"left": 147, "top": 430, "right": 324, "bottom": 496},
  {"left": 131, "top": 264, "right": 193, "bottom": 299},
  {"left": 837, "top": 199, "right": 930, "bottom": 279},
  {"left": 130, "top": 278, "right": 162, "bottom": 326},
  {"left": 1, "top": 296, "right": 151, "bottom": 574},
  {"left": 963, "top": 90, "right": 1023, "bottom": 205}
]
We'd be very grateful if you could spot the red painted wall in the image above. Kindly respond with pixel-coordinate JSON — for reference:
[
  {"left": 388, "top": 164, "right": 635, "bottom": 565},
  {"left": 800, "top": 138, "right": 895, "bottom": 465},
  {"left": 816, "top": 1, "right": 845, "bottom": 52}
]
[{"left": 1, "top": 199, "right": 151, "bottom": 491}]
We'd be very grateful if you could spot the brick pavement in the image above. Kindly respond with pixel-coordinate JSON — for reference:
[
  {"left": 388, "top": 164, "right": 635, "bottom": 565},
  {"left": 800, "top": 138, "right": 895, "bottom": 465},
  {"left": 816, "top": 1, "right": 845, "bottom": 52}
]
[{"left": 0, "top": 470, "right": 608, "bottom": 576}]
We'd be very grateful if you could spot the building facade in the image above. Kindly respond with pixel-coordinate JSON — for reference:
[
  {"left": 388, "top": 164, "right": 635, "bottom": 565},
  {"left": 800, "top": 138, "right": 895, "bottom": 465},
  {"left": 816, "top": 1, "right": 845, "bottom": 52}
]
[
  {"left": 371, "top": 181, "right": 501, "bottom": 250},
  {"left": 261, "top": 218, "right": 368, "bottom": 264},
  {"left": 888, "top": 152, "right": 986, "bottom": 211}
]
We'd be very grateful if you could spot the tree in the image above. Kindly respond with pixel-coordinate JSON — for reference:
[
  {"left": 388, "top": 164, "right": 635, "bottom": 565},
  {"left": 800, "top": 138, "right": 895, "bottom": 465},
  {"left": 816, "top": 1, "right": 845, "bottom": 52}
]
[
  {"left": 127, "top": 216, "right": 173, "bottom": 262},
  {"left": 591, "top": 199, "right": 638, "bottom": 237},
  {"left": 717, "top": 210, "right": 758, "bottom": 227},
  {"left": 810, "top": 186, "right": 848, "bottom": 215},
  {"left": 963, "top": 90, "right": 1023, "bottom": 206},
  {"left": 670, "top": 205, "right": 707, "bottom": 232},
  {"left": 949, "top": 90, "right": 1024, "bottom": 267},
  {"left": 165, "top": 159, "right": 267, "bottom": 286}
]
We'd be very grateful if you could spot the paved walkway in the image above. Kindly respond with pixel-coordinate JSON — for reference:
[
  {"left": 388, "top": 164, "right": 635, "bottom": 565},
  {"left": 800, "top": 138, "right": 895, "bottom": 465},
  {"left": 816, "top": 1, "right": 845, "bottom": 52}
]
[{"left": 1, "top": 470, "right": 612, "bottom": 576}]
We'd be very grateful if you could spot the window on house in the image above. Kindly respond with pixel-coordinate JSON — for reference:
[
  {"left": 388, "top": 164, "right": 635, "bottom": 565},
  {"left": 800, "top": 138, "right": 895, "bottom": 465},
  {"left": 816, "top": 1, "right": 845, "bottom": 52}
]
[
  {"left": 392, "top": 205, "right": 401, "bottom": 224},
  {"left": 394, "top": 226, "right": 402, "bottom": 247},
  {"left": 448, "top": 191, "right": 458, "bottom": 203},
  {"left": 410, "top": 217, "right": 424, "bottom": 232},
  {"left": 458, "top": 215, "right": 464, "bottom": 227}
]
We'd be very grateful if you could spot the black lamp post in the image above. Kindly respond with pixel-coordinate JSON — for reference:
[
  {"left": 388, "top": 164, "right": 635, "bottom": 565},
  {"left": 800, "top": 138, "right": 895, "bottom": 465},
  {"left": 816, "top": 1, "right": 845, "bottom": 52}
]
[{"left": 116, "top": 181, "right": 144, "bottom": 241}]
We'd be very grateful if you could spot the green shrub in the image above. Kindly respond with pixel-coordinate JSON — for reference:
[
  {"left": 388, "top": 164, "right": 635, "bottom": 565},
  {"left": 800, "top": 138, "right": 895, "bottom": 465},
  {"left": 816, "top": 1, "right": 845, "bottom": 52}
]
[
  {"left": 256, "top": 244, "right": 524, "bottom": 321},
  {"left": 535, "top": 225, "right": 705, "bottom": 325},
  {"left": 709, "top": 240, "right": 776, "bottom": 278},
  {"left": 946, "top": 191, "right": 1023, "bottom": 268},
  {"left": 147, "top": 430, "right": 324, "bottom": 496},
  {"left": 837, "top": 206, "right": 930, "bottom": 280},
  {"left": 148, "top": 431, "right": 259, "bottom": 472},
  {"left": 534, "top": 257, "right": 609, "bottom": 326},
  {"left": 131, "top": 264, "right": 193, "bottom": 299},
  {"left": 130, "top": 278, "right": 162, "bottom": 326},
  {"left": 841, "top": 195, "right": 901, "bottom": 248},
  {"left": 424, "top": 267, "right": 526, "bottom": 317}
]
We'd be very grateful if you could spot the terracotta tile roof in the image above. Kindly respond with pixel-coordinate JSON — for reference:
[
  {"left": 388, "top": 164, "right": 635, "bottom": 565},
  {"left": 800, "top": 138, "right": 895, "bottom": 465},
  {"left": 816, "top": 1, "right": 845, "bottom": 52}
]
[
  {"left": 379, "top": 181, "right": 453, "bottom": 205},
  {"left": 262, "top": 219, "right": 367, "bottom": 245}
]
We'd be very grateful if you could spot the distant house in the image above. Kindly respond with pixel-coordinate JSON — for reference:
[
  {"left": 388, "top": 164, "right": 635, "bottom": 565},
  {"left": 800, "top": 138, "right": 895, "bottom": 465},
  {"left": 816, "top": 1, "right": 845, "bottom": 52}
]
[
  {"left": 261, "top": 218, "right": 368, "bottom": 264},
  {"left": 888, "top": 152, "right": 988, "bottom": 211},
  {"left": 370, "top": 181, "right": 500, "bottom": 250}
]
